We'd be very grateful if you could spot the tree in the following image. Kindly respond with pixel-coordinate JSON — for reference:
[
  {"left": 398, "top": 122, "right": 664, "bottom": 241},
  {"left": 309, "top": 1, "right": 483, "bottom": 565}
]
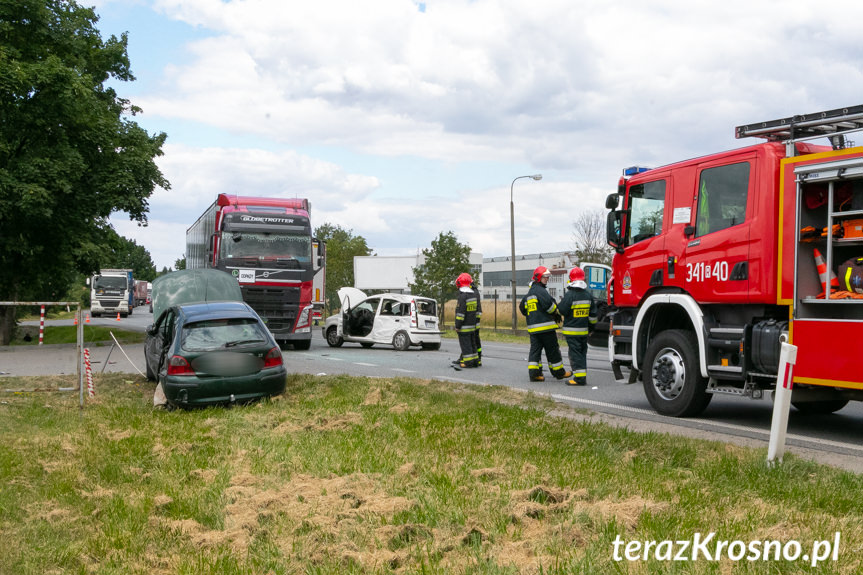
[
  {"left": 409, "top": 231, "right": 471, "bottom": 317},
  {"left": 174, "top": 257, "right": 186, "bottom": 271},
  {"left": 0, "top": 0, "right": 169, "bottom": 343},
  {"left": 572, "top": 209, "right": 613, "bottom": 266},
  {"left": 314, "top": 223, "right": 373, "bottom": 311},
  {"left": 103, "top": 232, "right": 157, "bottom": 281}
]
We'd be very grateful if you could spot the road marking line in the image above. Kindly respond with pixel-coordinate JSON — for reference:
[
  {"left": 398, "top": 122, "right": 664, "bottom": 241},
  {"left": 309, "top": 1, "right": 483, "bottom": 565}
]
[
  {"left": 354, "top": 362, "right": 377, "bottom": 367},
  {"left": 391, "top": 368, "right": 416, "bottom": 373},
  {"left": 548, "top": 393, "right": 863, "bottom": 454}
]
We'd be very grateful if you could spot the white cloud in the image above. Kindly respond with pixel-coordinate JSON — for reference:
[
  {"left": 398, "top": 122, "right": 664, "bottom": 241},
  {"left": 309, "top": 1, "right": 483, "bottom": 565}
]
[{"left": 96, "top": 0, "right": 863, "bottom": 269}]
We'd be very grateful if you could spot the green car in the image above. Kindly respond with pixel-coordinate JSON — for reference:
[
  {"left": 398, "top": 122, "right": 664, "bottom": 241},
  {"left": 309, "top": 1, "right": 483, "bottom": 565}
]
[{"left": 145, "top": 269, "right": 286, "bottom": 408}]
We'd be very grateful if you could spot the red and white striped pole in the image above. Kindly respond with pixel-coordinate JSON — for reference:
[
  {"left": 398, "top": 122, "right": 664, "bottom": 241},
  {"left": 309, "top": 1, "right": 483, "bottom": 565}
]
[
  {"left": 767, "top": 342, "right": 798, "bottom": 465},
  {"left": 84, "top": 348, "right": 95, "bottom": 398}
]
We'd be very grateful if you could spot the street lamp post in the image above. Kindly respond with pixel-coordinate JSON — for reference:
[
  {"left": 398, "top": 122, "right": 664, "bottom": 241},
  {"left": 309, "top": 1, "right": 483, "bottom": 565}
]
[{"left": 510, "top": 174, "right": 542, "bottom": 330}]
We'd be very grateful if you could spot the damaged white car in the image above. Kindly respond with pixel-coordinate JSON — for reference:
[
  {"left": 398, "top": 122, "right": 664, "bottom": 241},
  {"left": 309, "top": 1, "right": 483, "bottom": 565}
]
[{"left": 323, "top": 288, "right": 442, "bottom": 351}]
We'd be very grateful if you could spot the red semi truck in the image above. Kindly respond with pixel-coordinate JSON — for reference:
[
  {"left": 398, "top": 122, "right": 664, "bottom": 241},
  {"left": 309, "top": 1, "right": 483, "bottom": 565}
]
[
  {"left": 186, "top": 194, "right": 325, "bottom": 350},
  {"left": 604, "top": 105, "right": 863, "bottom": 417}
]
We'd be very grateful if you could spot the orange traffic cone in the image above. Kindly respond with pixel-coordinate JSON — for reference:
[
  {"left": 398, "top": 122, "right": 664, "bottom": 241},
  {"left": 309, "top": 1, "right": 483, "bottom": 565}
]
[
  {"left": 116, "top": 312, "right": 121, "bottom": 321},
  {"left": 73, "top": 315, "right": 78, "bottom": 325},
  {"left": 85, "top": 313, "right": 90, "bottom": 323},
  {"left": 814, "top": 248, "right": 839, "bottom": 297}
]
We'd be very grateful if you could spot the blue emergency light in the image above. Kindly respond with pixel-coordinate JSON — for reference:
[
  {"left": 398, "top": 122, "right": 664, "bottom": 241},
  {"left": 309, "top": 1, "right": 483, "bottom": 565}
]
[{"left": 622, "top": 166, "right": 651, "bottom": 176}]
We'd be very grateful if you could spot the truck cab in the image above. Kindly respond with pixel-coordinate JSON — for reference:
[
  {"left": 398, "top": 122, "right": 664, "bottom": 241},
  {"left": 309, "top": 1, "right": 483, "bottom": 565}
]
[{"left": 604, "top": 105, "right": 863, "bottom": 417}]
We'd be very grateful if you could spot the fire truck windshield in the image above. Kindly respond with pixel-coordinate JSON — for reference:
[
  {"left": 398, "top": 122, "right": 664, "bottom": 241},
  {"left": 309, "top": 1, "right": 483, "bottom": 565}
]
[{"left": 223, "top": 233, "right": 311, "bottom": 263}]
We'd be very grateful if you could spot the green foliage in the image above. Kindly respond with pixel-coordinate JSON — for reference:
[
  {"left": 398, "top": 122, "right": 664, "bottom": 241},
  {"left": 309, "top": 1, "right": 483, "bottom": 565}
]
[
  {"left": 314, "top": 223, "right": 373, "bottom": 310},
  {"left": 100, "top": 230, "right": 158, "bottom": 281},
  {"left": 174, "top": 257, "right": 186, "bottom": 271},
  {"left": 410, "top": 231, "right": 471, "bottom": 312},
  {"left": 0, "top": 0, "right": 169, "bottom": 342},
  {"left": 0, "top": 373, "right": 861, "bottom": 573}
]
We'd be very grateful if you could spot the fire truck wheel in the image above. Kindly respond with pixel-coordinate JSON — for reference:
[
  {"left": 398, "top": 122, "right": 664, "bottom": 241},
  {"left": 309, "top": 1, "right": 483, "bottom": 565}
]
[
  {"left": 643, "top": 329, "right": 712, "bottom": 417},
  {"left": 293, "top": 340, "right": 311, "bottom": 351},
  {"left": 791, "top": 399, "right": 849, "bottom": 414},
  {"left": 325, "top": 326, "right": 344, "bottom": 347},
  {"left": 392, "top": 331, "right": 410, "bottom": 351}
]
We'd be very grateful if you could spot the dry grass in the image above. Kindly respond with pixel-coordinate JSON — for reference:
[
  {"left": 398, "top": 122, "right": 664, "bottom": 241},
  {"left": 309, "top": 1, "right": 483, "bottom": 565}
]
[{"left": 1, "top": 373, "right": 861, "bottom": 574}]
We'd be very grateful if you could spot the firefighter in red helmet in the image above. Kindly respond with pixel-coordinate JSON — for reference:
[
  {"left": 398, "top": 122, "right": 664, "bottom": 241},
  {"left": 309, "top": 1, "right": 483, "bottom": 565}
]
[
  {"left": 558, "top": 266, "right": 597, "bottom": 386},
  {"left": 471, "top": 277, "right": 483, "bottom": 366},
  {"left": 454, "top": 272, "right": 479, "bottom": 368},
  {"left": 518, "top": 266, "right": 572, "bottom": 382}
]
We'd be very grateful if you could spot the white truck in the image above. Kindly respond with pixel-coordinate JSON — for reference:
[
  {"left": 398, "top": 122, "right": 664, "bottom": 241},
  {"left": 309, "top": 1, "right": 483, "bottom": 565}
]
[{"left": 90, "top": 269, "right": 134, "bottom": 317}]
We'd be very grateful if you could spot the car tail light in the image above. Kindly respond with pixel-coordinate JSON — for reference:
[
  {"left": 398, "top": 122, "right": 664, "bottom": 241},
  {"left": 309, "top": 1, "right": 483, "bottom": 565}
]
[
  {"left": 166, "top": 355, "right": 195, "bottom": 376},
  {"left": 263, "top": 347, "right": 283, "bottom": 368}
]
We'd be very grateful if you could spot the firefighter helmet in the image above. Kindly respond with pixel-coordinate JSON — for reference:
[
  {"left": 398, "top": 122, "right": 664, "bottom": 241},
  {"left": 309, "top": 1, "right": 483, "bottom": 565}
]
[
  {"left": 455, "top": 272, "right": 473, "bottom": 288},
  {"left": 532, "top": 266, "right": 550, "bottom": 282},
  {"left": 568, "top": 266, "right": 587, "bottom": 288}
]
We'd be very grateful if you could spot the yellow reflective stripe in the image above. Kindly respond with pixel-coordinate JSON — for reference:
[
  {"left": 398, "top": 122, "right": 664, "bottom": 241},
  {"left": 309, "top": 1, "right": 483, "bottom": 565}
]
[
  {"left": 527, "top": 323, "right": 558, "bottom": 333},
  {"left": 561, "top": 329, "right": 588, "bottom": 336}
]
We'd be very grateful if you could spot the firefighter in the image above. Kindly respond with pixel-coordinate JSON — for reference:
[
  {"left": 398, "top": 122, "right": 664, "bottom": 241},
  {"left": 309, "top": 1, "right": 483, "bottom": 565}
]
[
  {"left": 471, "top": 279, "right": 483, "bottom": 366},
  {"left": 454, "top": 272, "right": 479, "bottom": 368},
  {"left": 558, "top": 266, "right": 597, "bottom": 386},
  {"left": 519, "top": 266, "right": 572, "bottom": 382}
]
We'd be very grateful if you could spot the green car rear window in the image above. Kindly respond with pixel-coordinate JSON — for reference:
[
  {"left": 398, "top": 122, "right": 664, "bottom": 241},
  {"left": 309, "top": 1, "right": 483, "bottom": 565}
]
[{"left": 181, "top": 318, "right": 269, "bottom": 352}]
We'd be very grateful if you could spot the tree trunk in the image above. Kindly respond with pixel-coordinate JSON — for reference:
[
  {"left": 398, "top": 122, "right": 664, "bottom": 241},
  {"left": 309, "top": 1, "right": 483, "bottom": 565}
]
[{"left": 0, "top": 305, "right": 14, "bottom": 346}]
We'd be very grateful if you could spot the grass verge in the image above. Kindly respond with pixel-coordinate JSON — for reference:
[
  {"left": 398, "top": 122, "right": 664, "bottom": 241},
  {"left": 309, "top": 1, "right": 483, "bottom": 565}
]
[
  {"left": 1, "top": 373, "right": 861, "bottom": 574},
  {"left": 11, "top": 325, "right": 146, "bottom": 346}
]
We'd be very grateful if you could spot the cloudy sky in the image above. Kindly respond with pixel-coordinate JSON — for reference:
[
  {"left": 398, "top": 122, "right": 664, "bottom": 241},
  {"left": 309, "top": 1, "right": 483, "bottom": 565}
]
[{"left": 92, "top": 0, "right": 863, "bottom": 270}]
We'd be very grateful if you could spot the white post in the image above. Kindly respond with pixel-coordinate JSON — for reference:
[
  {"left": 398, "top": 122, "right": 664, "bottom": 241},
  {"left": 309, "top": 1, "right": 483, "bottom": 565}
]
[{"left": 767, "top": 342, "right": 798, "bottom": 466}]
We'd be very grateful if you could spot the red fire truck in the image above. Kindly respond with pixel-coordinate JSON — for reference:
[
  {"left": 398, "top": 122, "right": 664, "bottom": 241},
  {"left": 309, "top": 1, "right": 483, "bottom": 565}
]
[
  {"left": 186, "top": 194, "right": 325, "bottom": 350},
  {"left": 604, "top": 105, "right": 863, "bottom": 416}
]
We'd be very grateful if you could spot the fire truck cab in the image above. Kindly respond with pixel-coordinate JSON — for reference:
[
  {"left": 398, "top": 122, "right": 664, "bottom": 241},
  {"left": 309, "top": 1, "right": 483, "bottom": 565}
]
[{"left": 605, "top": 105, "right": 863, "bottom": 417}]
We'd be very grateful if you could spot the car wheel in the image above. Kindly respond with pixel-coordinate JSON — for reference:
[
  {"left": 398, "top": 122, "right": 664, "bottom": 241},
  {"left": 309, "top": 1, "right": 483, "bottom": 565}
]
[
  {"left": 642, "top": 329, "right": 712, "bottom": 417},
  {"left": 791, "top": 399, "right": 849, "bottom": 414},
  {"left": 145, "top": 358, "right": 155, "bottom": 381},
  {"left": 421, "top": 341, "right": 441, "bottom": 351},
  {"left": 325, "top": 326, "right": 343, "bottom": 347},
  {"left": 392, "top": 331, "right": 410, "bottom": 351},
  {"left": 293, "top": 339, "right": 311, "bottom": 351},
  {"left": 360, "top": 342, "right": 375, "bottom": 348}
]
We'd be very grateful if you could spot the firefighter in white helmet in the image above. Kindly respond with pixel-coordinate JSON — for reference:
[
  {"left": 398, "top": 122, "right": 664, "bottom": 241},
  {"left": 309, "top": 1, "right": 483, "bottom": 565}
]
[
  {"left": 454, "top": 272, "right": 479, "bottom": 368},
  {"left": 519, "top": 266, "right": 572, "bottom": 382},
  {"left": 558, "top": 266, "right": 597, "bottom": 386}
]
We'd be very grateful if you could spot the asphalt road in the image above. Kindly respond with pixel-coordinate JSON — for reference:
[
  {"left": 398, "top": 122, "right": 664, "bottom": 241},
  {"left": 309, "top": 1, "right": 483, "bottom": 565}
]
[{"left": 5, "top": 309, "right": 863, "bottom": 473}]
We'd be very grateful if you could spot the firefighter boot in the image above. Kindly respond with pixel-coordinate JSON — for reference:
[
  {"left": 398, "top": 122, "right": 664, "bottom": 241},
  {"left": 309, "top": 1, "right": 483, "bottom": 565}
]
[
  {"left": 552, "top": 368, "right": 573, "bottom": 380},
  {"left": 529, "top": 370, "right": 545, "bottom": 382},
  {"left": 566, "top": 377, "right": 587, "bottom": 386}
]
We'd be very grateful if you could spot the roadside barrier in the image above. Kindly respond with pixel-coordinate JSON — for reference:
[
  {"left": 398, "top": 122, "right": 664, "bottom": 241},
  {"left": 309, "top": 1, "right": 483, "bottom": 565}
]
[
  {"left": 84, "top": 348, "right": 95, "bottom": 398},
  {"left": 767, "top": 342, "right": 798, "bottom": 466}
]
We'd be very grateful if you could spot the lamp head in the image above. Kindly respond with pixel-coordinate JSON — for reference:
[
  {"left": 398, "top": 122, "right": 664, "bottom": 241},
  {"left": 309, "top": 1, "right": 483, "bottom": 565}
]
[{"left": 531, "top": 174, "right": 542, "bottom": 181}]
